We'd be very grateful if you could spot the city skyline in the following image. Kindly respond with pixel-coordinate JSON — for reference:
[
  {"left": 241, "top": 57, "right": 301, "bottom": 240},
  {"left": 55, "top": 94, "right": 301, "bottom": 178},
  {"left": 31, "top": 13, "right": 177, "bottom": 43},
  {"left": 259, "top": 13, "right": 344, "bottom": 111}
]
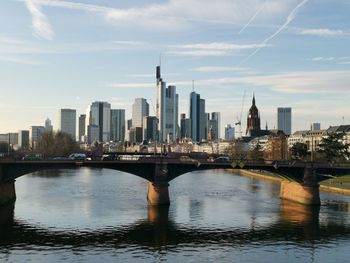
[{"left": 0, "top": 0, "right": 349, "bottom": 134}]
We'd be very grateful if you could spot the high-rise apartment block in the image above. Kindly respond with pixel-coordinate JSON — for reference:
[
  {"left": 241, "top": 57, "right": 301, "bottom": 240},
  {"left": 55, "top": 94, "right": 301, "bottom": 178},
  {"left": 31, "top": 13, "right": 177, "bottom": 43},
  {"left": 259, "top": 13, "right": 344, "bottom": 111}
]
[
  {"left": 156, "top": 66, "right": 179, "bottom": 142},
  {"left": 111, "top": 109, "right": 125, "bottom": 142},
  {"left": 59, "top": 109, "right": 76, "bottom": 139},
  {"left": 86, "top": 101, "right": 111, "bottom": 142},
  {"left": 277, "top": 107, "right": 292, "bottom": 135}
]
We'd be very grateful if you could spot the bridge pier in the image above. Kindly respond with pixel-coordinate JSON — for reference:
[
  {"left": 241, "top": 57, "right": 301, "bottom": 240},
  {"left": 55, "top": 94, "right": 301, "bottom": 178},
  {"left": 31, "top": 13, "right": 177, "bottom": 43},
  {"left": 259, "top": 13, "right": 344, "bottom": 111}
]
[
  {"left": 0, "top": 181, "right": 16, "bottom": 206},
  {"left": 147, "top": 182, "right": 170, "bottom": 205},
  {"left": 279, "top": 166, "right": 320, "bottom": 206}
]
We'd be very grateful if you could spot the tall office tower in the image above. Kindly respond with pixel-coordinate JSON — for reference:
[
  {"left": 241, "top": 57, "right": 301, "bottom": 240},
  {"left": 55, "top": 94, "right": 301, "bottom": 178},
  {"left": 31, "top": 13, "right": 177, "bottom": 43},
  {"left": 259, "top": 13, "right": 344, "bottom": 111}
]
[
  {"left": 86, "top": 101, "right": 111, "bottom": 142},
  {"left": 277, "top": 107, "right": 292, "bottom": 135},
  {"left": 129, "top": 127, "right": 143, "bottom": 143},
  {"left": 190, "top": 91, "right": 206, "bottom": 142},
  {"left": 246, "top": 94, "right": 261, "bottom": 136},
  {"left": 225, "top": 124, "right": 235, "bottom": 140},
  {"left": 78, "top": 114, "right": 86, "bottom": 142},
  {"left": 127, "top": 119, "right": 132, "bottom": 130},
  {"left": 18, "top": 130, "right": 30, "bottom": 149},
  {"left": 29, "top": 126, "right": 45, "bottom": 149},
  {"left": 59, "top": 109, "right": 76, "bottom": 139},
  {"left": 132, "top": 98, "right": 149, "bottom": 128},
  {"left": 143, "top": 116, "right": 158, "bottom": 142},
  {"left": 87, "top": 124, "right": 99, "bottom": 144},
  {"left": 156, "top": 66, "right": 179, "bottom": 142},
  {"left": 180, "top": 113, "right": 191, "bottom": 139},
  {"left": 311, "top": 122, "right": 321, "bottom": 131},
  {"left": 45, "top": 118, "right": 53, "bottom": 132},
  {"left": 111, "top": 109, "right": 125, "bottom": 142},
  {"left": 211, "top": 112, "right": 221, "bottom": 139}
]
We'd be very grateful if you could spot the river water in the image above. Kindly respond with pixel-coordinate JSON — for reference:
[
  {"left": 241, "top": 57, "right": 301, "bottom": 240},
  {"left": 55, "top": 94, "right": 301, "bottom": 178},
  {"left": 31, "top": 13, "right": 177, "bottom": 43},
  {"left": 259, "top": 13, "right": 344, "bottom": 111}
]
[{"left": 1, "top": 168, "right": 350, "bottom": 263}]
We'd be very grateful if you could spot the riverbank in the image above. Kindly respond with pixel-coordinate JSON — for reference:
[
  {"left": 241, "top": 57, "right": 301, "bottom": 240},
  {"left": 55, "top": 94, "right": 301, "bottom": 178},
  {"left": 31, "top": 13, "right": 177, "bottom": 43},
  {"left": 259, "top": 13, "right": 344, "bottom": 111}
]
[{"left": 237, "top": 169, "right": 350, "bottom": 196}]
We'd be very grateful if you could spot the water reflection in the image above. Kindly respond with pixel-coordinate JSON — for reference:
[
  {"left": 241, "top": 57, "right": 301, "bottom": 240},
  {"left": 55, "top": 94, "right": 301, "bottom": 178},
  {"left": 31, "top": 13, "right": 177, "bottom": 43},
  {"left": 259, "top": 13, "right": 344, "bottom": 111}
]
[{"left": 1, "top": 201, "right": 350, "bottom": 250}]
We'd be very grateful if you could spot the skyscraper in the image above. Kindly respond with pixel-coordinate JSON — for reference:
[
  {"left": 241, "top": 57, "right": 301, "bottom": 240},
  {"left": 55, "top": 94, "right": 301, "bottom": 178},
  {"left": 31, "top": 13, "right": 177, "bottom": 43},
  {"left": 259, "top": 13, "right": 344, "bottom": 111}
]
[
  {"left": 86, "top": 101, "right": 111, "bottom": 142},
  {"left": 58, "top": 109, "right": 76, "bottom": 139},
  {"left": 211, "top": 112, "right": 221, "bottom": 140},
  {"left": 190, "top": 91, "right": 206, "bottom": 142},
  {"left": 277, "top": 107, "right": 292, "bottom": 135},
  {"left": 45, "top": 118, "right": 53, "bottom": 132},
  {"left": 29, "top": 126, "right": 45, "bottom": 149},
  {"left": 18, "top": 130, "right": 29, "bottom": 149},
  {"left": 225, "top": 124, "right": 235, "bottom": 140},
  {"left": 78, "top": 114, "right": 86, "bottom": 142},
  {"left": 132, "top": 98, "right": 149, "bottom": 128},
  {"left": 111, "top": 109, "right": 125, "bottom": 142},
  {"left": 156, "top": 66, "right": 179, "bottom": 142},
  {"left": 180, "top": 113, "right": 191, "bottom": 139},
  {"left": 143, "top": 116, "right": 158, "bottom": 142}
]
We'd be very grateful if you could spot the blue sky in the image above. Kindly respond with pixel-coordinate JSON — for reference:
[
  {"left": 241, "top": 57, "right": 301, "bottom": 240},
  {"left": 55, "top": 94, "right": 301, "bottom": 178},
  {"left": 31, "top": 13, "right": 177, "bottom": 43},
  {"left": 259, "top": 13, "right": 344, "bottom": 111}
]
[{"left": 0, "top": 0, "right": 349, "bottom": 136}]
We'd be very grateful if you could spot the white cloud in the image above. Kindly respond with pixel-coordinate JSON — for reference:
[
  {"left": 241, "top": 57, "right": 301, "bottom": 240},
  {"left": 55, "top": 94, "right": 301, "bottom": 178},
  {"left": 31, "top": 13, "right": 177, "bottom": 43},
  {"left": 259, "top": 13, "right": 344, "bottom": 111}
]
[
  {"left": 310, "top": 57, "right": 335, "bottom": 62},
  {"left": 169, "top": 42, "right": 268, "bottom": 57},
  {"left": 192, "top": 66, "right": 251, "bottom": 72},
  {"left": 0, "top": 56, "right": 45, "bottom": 65},
  {"left": 300, "top": 28, "right": 347, "bottom": 37},
  {"left": 109, "top": 83, "right": 154, "bottom": 89},
  {"left": 109, "top": 70, "right": 350, "bottom": 94},
  {"left": 25, "top": 0, "right": 54, "bottom": 40}
]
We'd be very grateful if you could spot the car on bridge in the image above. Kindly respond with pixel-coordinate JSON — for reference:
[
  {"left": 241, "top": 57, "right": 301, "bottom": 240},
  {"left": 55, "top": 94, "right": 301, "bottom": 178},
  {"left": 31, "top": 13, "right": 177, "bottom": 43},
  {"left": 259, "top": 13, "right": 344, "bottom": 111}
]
[
  {"left": 68, "top": 153, "right": 87, "bottom": 161},
  {"left": 214, "top": 156, "right": 231, "bottom": 163},
  {"left": 22, "top": 153, "right": 43, "bottom": 161}
]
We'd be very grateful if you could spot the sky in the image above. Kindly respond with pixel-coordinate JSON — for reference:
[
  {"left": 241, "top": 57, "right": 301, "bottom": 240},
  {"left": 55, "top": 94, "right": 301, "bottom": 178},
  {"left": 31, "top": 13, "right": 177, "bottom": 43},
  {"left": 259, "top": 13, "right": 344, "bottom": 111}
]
[{"left": 0, "top": 0, "right": 349, "bottom": 137}]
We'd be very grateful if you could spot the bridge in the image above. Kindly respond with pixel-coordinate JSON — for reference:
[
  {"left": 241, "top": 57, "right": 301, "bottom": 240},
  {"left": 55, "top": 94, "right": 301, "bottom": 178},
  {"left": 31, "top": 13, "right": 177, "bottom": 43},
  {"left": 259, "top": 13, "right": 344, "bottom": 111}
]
[{"left": 0, "top": 155, "right": 349, "bottom": 206}]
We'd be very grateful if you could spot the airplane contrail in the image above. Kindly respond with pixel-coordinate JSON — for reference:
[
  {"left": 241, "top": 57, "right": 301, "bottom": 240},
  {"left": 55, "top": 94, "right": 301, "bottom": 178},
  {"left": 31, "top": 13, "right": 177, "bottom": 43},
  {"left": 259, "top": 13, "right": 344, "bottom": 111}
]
[
  {"left": 238, "top": 2, "right": 266, "bottom": 35},
  {"left": 240, "top": 0, "right": 309, "bottom": 64}
]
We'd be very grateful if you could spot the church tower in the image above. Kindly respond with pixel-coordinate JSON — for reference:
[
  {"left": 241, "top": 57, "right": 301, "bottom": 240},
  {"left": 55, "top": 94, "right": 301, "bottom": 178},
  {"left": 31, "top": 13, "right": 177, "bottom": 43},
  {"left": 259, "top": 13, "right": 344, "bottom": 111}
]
[{"left": 246, "top": 93, "right": 261, "bottom": 135}]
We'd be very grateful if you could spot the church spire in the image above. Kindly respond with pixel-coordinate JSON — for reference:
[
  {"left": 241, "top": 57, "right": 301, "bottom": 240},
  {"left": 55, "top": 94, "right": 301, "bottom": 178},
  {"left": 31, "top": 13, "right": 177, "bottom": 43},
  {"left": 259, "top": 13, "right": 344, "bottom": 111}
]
[{"left": 252, "top": 92, "right": 256, "bottom": 106}]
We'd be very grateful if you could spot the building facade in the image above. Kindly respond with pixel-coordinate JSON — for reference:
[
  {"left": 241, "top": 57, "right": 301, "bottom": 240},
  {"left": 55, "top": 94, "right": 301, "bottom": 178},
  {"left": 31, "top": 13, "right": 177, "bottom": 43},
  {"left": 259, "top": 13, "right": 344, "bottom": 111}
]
[
  {"left": 132, "top": 98, "right": 149, "bottom": 128},
  {"left": 78, "top": 114, "right": 86, "bottom": 142},
  {"left": 190, "top": 91, "right": 206, "bottom": 142},
  {"left": 225, "top": 124, "right": 235, "bottom": 140},
  {"left": 18, "top": 130, "right": 30, "bottom": 149},
  {"left": 277, "top": 107, "right": 292, "bottom": 135},
  {"left": 86, "top": 101, "right": 111, "bottom": 142},
  {"left": 59, "top": 109, "right": 76, "bottom": 139},
  {"left": 29, "top": 126, "right": 45, "bottom": 149},
  {"left": 111, "top": 109, "right": 125, "bottom": 142},
  {"left": 143, "top": 116, "right": 158, "bottom": 142}
]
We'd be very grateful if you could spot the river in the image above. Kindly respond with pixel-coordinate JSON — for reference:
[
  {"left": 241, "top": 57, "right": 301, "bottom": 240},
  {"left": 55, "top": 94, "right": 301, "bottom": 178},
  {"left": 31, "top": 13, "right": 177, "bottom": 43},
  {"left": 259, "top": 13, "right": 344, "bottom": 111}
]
[{"left": 1, "top": 168, "right": 350, "bottom": 263}]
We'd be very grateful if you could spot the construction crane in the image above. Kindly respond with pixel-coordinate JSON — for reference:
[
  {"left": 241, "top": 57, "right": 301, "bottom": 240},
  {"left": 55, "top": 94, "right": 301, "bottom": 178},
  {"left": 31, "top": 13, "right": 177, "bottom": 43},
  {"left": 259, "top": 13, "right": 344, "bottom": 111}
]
[{"left": 235, "top": 90, "right": 246, "bottom": 138}]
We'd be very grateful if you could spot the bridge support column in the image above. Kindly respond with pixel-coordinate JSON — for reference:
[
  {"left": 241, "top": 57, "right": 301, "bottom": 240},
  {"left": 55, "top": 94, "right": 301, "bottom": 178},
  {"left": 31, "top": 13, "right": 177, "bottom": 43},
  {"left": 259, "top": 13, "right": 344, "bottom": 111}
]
[
  {"left": 280, "top": 181, "right": 320, "bottom": 205},
  {"left": 147, "top": 182, "right": 170, "bottom": 206},
  {"left": 280, "top": 166, "right": 320, "bottom": 205},
  {"left": 0, "top": 181, "right": 16, "bottom": 206}
]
